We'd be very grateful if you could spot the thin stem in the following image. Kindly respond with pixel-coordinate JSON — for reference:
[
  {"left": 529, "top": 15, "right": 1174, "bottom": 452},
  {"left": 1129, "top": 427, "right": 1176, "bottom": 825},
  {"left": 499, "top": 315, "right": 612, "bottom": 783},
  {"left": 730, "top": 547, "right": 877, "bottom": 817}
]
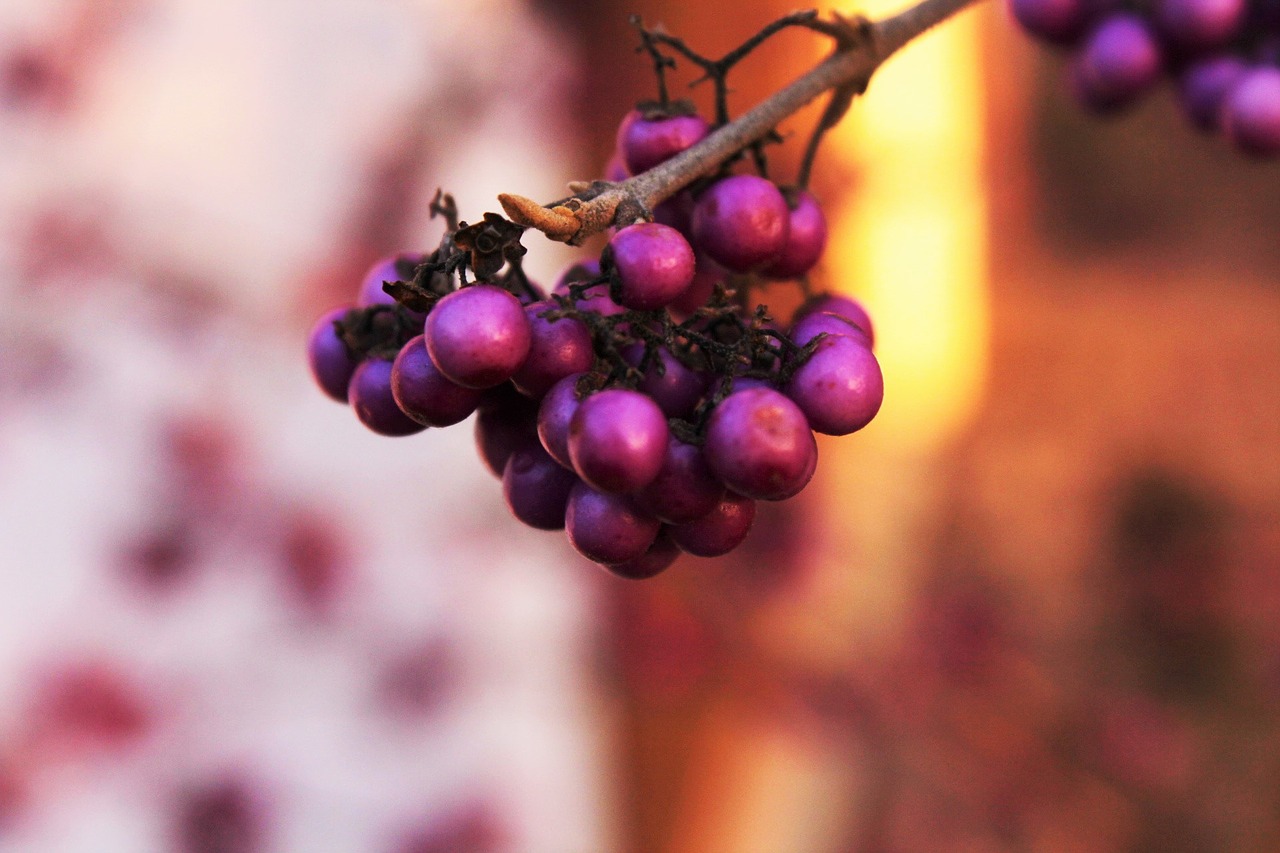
[{"left": 500, "top": 0, "right": 986, "bottom": 243}]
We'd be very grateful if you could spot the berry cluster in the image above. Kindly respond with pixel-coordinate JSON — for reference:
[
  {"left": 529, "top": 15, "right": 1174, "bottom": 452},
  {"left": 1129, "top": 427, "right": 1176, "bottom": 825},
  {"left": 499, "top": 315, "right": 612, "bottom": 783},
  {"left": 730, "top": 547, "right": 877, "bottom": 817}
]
[
  {"left": 306, "top": 108, "right": 883, "bottom": 580},
  {"left": 1009, "top": 0, "right": 1280, "bottom": 156}
]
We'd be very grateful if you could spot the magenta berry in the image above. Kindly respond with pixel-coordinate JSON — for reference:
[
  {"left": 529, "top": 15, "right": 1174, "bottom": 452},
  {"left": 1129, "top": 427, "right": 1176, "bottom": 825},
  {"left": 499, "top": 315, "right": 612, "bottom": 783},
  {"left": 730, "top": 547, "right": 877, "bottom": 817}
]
[
  {"left": 424, "top": 285, "right": 532, "bottom": 389},
  {"left": 307, "top": 306, "right": 359, "bottom": 403},
  {"left": 502, "top": 444, "right": 579, "bottom": 530},
  {"left": 1222, "top": 67, "right": 1280, "bottom": 157},
  {"left": 617, "top": 110, "right": 710, "bottom": 174},
  {"left": 568, "top": 389, "right": 669, "bottom": 493},
  {"left": 511, "top": 302, "right": 594, "bottom": 398},
  {"left": 785, "top": 334, "right": 884, "bottom": 436},
  {"left": 608, "top": 222, "right": 697, "bottom": 310},
  {"left": 349, "top": 358, "right": 427, "bottom": 437},
  {"left": 703, "top": 387, "right": 817, "bottom": 501},
  {"left": 691, "top": 175, "right": 791, "bottom": 272},
  {"left": 669, "top": 493, "right": 756, "bottom": 557},
  {"left": 391, "top": 335, "right": 484, "bottom": 427},
  {"left": 762, "top": 190, "right": 828, "bottom": 280},
  {"left": 565, "top": 482, "right": 661, "bottom": 565}
]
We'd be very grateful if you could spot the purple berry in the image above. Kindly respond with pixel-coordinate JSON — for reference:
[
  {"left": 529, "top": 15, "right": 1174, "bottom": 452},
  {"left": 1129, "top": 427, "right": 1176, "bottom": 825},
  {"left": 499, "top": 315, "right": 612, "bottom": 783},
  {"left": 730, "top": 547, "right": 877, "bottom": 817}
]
[
  {"left": 565, "top": 482, "right": 660, "bottom": 565},
  {"left": 307, "top": 306, "right": 359, "bottom": 403},
  {"left": 568, "top": 389, "right": 669, "bottom": 493},
  {"left": 1071, "top": 14, "right": 1163, "bottom": 113},
  {"left": 669, "top": 493, "right": 756, "bottom": 557},
  {"left": 605, "top": 529, "right": 681, "bottom": 579},
  {"left": 1178, "top": 55, "right": 1248, "bottom": 130},
  {"left": 608, "top": 223, "right": 696, "bottom": 310},
  {"left": 653, "top": 191, "right": 696, "bottom": 236},
  {"left": 668, "top": 253, "right": 726, "bottom": 318},
  {"left": 794, "top": 294, "right": 875, "bottom": 345},
  {"left": 358, "top": 254, "right": 419, "bottom": 306},
  {"left": 1222, "top": 67, "right": 1280, "bottom": 157},
  {"left": 1008, "top": 0, "right": 1091, "bottom": 44},
  {"left": 703, "top": 387, "right": 817, "bottom": 501},
  {"left": 390, "top": 335, "right": 483, "bottom": 427},
  {"left": 349, "top": 358, "right": 427, "bottom": 437},
  {"left": 634, "top": 438, "right": 725, "bottom": 524},
  {"left": 537, "top": 373, "right": 585, "bottom": 469},
  {"left": 691, "top": 175, "right": 791, "bottom": 272},
  {"left": 510, "top": 302, "right": 594, "bottom": 399},
  {"left": 502, "top": 444, "right": 579, "bottom": 530},
  {"left": 424, "top": 285, "right": 531, "bottom": 389},
  {"left": 622, "top": 344, "right": 708, "bottom": 419},
  {"left": 475, "top": 396, "right": 540, "bottom": 478},
  {"left": 785, "top": 334, "right": 884, "bottom": 436},
  {"left": 789, "top": 311, "right": 872, "bottom": 349},
  {"left": 1154, "top": 0, "right": 1245, "bottom": 50},
  {"left": 617, "top": 110, "right": 710, "bottom": 174},
  {"left": 761, "top": 190, "right": 828, "bottom": 280}
]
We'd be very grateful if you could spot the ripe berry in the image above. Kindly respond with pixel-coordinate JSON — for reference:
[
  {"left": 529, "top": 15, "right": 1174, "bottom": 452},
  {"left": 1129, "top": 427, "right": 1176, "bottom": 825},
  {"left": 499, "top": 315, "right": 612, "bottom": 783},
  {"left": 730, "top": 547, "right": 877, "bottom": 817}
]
[
  {"left": 1178, "top": 55, "right": 1248, "bottom": 131},
  {"left": 785, "top": 334, "right": 884, "bottom": 436},
  {"left": 634, "top": 438, "right": 726, "bottom": 524},
  {"left": 789, "top": 311, "right": 871, "bottom": 349},
  {"left": 391, "top": 335, "right": 483, "bottom": 427},
  {"left": 503, "top": 444, "right": 579, "bottom": 530},
  {"left": 537, "top": 373, "right": 585, "bottom": 469},
  {"left": 568, "top": 389, "right": 669, "bottom": 493},
  {"left": 691, "top": 175, "right": 790, "bottom": 272},
  {"left": 307, "top": 306, "right": 359, "bottom": 403},
  {"left": 605, "top": 529, "right": 681, "bottom": 579},
  {"left": 565, "top": 482, "right": 661, "bottom": 565},
  {"left": 608, "top": 222, "right": 696, "bottom": 310},
  {"left": 349, "top": 358, "right": 427, "bottom": 437},
  {"left": 703, "top": 387, "right": 817, "bottom": 500},
  {"left": 762, "top": 190, "right": 828, "bottom": 280},
  {"left": 510, "top": 301, "right": 594, "bottom": 398},
  {"left": 795, "top": 293, "right": 875, "bottom": 345},
  {"left": 1071, "top": 15, "right": 1164, "bottom": 113},
  {"left": 617, "top": 110, "right": 710, "bottom": 174},
  {"left": 1222, "top": 67, "right": 1280, "bottom": 157},
  {"left": 669, "top": 493, "right": 756, "bottom": 557},
  {"left": 425, "top": 285, "right": 532, "bottom": 389}
]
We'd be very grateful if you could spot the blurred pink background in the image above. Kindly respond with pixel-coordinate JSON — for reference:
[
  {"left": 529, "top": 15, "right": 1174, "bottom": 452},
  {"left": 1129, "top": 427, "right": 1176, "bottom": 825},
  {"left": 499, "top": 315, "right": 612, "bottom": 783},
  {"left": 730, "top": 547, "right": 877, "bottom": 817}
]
[{"left": 1, "top": 0, "right": 1277, "bottom": 851}]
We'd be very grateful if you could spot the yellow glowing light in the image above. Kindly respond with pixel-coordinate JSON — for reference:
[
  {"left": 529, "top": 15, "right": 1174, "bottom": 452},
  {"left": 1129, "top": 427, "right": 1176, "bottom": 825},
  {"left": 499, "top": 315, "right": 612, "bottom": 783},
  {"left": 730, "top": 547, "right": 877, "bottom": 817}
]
[{"left": 822, "top": 0, "right": 989, "bottom": 453}]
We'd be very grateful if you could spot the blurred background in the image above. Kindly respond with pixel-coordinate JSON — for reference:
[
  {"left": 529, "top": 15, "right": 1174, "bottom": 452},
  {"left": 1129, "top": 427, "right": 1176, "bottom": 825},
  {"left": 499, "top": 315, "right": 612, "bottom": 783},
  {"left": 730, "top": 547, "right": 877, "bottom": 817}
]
[{"left": 0, "top": 0, "right": 1277, "bottom": 851}]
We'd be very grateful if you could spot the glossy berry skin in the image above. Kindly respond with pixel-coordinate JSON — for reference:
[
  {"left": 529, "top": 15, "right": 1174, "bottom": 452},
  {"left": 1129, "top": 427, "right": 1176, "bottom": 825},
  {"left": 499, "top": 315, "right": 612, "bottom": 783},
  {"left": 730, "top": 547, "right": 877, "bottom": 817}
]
[
  {"left": 475, "top": 396, "right": 540, "bottom": 477},
  {"left": 390, "top": 336, "right": 483, "bottom": 427},
  {"left": 349, "top": 358, "right": 427, "bottom": 437},
  {"left": 1222, "top": 67, "right": 1280, "bottom": 157},
  {"left": 307, "top": 306, "right": 360, "bottom": 403},
  {"left": 617, "top": 110, "right": 710, "bottom": 175},
  {"left": 565, "top": 482, "right": 660, "bottom": 565},
  {"left": 634, "top": 438, "right": 726, "bottom": 524},
  {"left": 605, "top": 529, "right": 681, "bottom": 579},
  {"left": 762, "top": 190, "right": 828, "bottom": 280},
  {"left": 785, "top": 334, "right": 884, "bottom": 436},
  {"left": 1178, "top": 55, "right": 1248, "bottom": 130},
  {"left": 608, "top": 223, "right": 696, "bottom": 310},
  {"left": 357, "top": 254, "right": 424, "bottom": 309},
  {"left": 1071, "top": 15, "right": 1163, "bottom": 113},
  {"left": 1008, "top": 0, "right": 1090, "bottom": 44},
  {"left": 789, "top": 311, "right": 872, "bottom": 349},
  {"left": 537, "top": 373, "right": 585, "bottom": 469},
  {"left": 703, "top": 387, "right": 817, "bottom": 501},
  {"left": 669, "top": 493, "right": 756, "bottom": 557},
  {"left": 794, "top": 294, "right": 875, "bottom": 345},
  {"left": 502, "top": 444, "right": 579, "bottom": 530},
  {"left": 568, "top": 389, "right": 669, "bottom": 493},
  {"left": 425, "top": 285, "right": 531, "bottom": 388},
  {"left": 1154, "top": 0, "right": 1245, "bottom": 50},
  {"left": 668, "top": 253, "right": 725, "bottom": 318},
  {"left": 623, "top": 344, "right": 708, "bottom": 419},
  {"left": 691, "top": 175, "right": 790, "bottom": 272},
  {"left": 511, "top": 302, "right": 594, "bottom": 398}
]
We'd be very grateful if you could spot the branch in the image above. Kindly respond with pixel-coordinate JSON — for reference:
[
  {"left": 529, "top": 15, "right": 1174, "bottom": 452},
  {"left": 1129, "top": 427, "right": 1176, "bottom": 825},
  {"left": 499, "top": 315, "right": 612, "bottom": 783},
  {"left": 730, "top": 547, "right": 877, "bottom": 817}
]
[{"left": 500, "top": 0, "right": 986, "bottom": 244}]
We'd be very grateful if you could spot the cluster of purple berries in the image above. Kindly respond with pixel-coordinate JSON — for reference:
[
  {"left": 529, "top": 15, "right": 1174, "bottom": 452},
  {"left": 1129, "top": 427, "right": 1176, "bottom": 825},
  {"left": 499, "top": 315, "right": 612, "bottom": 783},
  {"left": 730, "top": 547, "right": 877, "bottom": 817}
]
[
  {"left": 306, "top": 108, "right": 884, "bottom": 579},
  {"left": 1009, "top": 0, "right": 1280, "bottom": 156}
]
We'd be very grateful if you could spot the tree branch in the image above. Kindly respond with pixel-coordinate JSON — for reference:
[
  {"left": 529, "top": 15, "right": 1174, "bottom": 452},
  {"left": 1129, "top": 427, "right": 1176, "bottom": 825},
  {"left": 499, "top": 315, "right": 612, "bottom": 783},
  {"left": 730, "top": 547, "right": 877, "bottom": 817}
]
[{"left": 500, "top": 0, "right": 987, "bottom": 244}]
